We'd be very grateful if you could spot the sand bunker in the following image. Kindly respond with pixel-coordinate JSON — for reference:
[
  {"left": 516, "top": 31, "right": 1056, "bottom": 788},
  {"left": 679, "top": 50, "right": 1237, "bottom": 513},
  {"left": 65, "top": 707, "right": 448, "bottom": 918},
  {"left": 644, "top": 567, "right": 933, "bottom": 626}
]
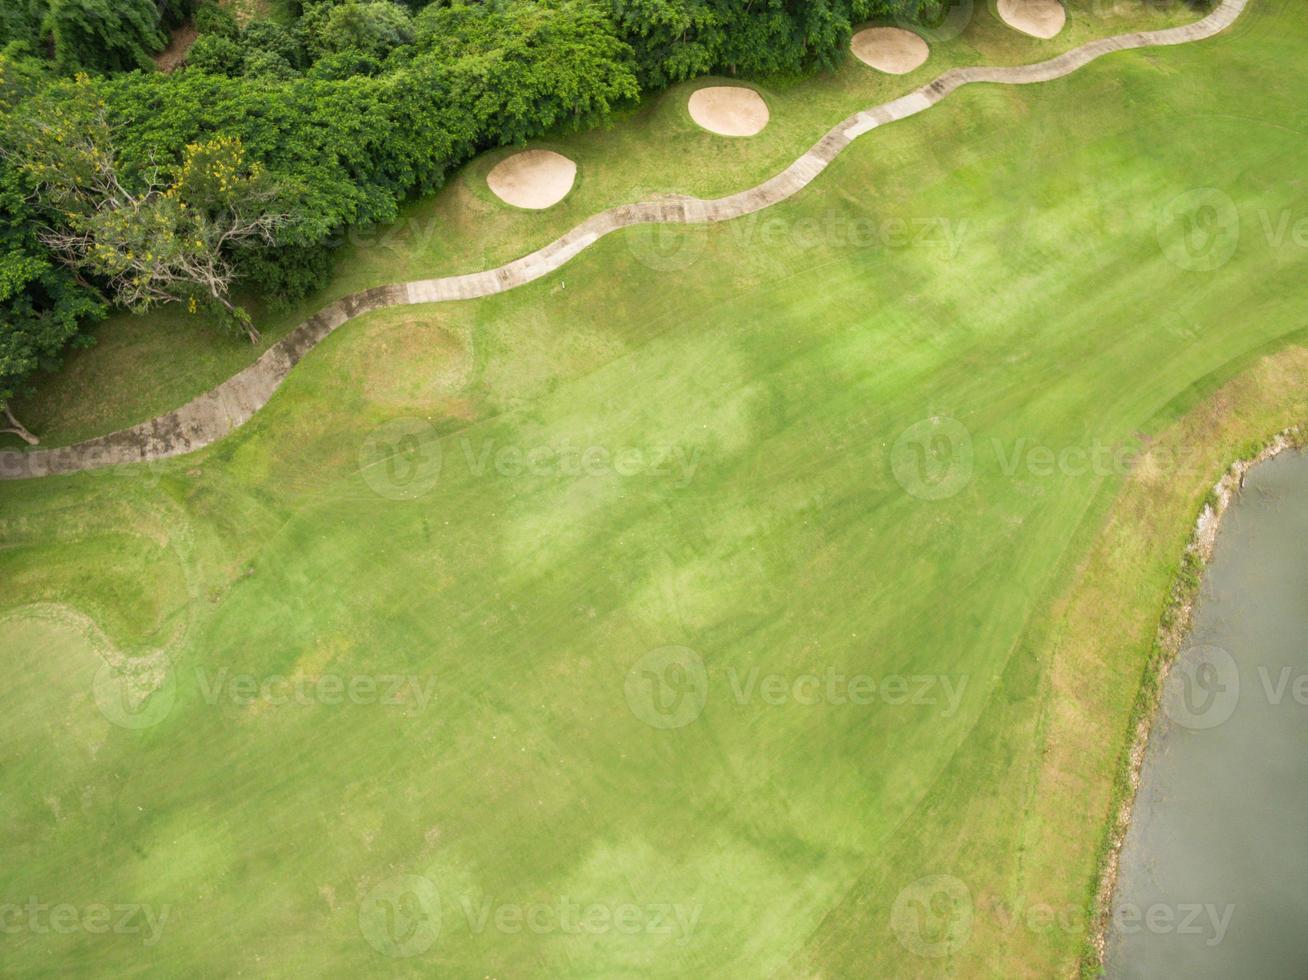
[
  {"left": 997, "top": 0, "right": 1067, "bottom": 39},
  {"left": 850, "top": 27, "right": 930, "bottom": 74},
  {"left": 487, "top": 150, "right": 577, "bottom": 209},
  {"left": 687, "top": 87, "right": 770, "bottom": 137}
]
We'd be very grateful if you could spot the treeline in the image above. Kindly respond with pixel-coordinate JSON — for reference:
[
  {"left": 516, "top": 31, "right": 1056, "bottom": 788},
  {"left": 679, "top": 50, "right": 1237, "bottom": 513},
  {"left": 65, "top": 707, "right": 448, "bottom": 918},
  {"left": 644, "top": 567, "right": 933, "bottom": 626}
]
[{"left": 0, "top": 0, "right": 935, "bottom": 440}]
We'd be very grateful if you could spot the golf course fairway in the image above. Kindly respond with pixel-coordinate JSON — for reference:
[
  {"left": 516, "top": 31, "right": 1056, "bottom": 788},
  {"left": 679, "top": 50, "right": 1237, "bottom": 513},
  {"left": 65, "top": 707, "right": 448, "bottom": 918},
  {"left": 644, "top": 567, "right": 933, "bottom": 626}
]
[{"left": 1, "top": 0, "right": 1306, "bottom": 975}]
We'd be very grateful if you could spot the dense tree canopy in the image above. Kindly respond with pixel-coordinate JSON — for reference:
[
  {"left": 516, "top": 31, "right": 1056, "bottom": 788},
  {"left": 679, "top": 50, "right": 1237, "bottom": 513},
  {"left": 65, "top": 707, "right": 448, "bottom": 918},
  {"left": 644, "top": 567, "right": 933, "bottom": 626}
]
[
  {"left": 0, "top": 0, "right": 950, "bottom": 439},
  {"left": 0, "top": 159, "right": 104, "bottom": 442},
  {"left": 0, "top": 0, "right": 197, "bottom": 74},
  {"left": 9, "top": 85, "right": 288, "bottom": 343},
  {"left": 0, "top": 46, "right": 104, "bottom": 441}
]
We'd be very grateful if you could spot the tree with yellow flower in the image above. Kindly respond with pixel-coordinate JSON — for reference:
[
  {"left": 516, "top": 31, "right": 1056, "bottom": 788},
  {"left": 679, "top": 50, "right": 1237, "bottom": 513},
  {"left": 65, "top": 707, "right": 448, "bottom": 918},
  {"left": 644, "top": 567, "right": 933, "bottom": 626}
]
[{"left": 3, "top": 79, "right": 287, "bottom": 344}]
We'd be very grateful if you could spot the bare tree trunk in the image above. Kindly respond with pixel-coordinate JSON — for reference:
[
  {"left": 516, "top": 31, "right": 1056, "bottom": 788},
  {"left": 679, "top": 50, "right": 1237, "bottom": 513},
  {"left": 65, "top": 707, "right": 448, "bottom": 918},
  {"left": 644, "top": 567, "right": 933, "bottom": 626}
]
[
  {"left": 216, "top": 292, "right": 261, "bottom": 346},
  {"left": 1, "top": 403, "right": 39, "bottom": 445}
]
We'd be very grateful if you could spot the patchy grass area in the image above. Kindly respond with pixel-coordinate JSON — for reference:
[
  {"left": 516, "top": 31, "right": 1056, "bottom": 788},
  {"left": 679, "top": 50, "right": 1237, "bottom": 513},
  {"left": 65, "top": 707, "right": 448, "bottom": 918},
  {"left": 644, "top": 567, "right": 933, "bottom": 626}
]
[{"left": 2, "top": 0, "right": 1306, "bottom": 976}]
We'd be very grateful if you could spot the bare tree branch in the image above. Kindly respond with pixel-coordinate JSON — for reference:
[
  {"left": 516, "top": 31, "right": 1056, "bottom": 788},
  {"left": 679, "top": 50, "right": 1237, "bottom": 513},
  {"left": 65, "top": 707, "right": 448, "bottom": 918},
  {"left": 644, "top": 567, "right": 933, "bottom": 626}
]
[{"left": 10, "top": 97, "right": 287, "bottom": 345}]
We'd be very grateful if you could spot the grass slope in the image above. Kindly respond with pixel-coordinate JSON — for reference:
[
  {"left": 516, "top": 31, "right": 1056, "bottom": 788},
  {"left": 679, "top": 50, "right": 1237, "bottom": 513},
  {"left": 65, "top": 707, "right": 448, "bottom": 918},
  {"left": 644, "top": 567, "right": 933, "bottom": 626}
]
[{"left": 2, "top": 1, "right": 1306, "bottom": 976}]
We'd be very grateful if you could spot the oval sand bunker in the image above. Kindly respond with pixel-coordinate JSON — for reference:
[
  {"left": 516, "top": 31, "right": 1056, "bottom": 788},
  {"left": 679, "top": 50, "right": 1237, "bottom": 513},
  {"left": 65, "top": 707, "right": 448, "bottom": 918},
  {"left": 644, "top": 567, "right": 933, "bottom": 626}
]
[
  {"left": 487, "top": 150, "right": 577, "bottom": 209},
  {"left": 688, "top": 86, "right": 769, "bottom": 137},
  {"left": 850, "top": 27, "right": 929, "bottom": 74},
  {"left": 997, "top": 0, "right": 1066, "bottom": 39}
]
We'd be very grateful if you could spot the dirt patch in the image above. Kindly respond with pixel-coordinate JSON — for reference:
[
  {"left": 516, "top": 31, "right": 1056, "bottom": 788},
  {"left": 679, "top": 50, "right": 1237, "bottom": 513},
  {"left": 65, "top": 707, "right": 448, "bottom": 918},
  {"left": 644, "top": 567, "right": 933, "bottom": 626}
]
[
  {"left": 219, "top": 0, "right": 271, "bottom": 27},
  {"left": 851, "top": 27, "right": 930, "bottom": 74},
  {"left": 154, "top": 22, "right": 198, "bottom": 73},
  {"left": 486, "top": 150, "right": 577, "bottom": 210},
  {"left": 687, "top": 86, "right": 770, "bottom": 137},
  {"left": 997, "top": 0, "right": 1067, "bottom": 38},
  {"left": 361, "top": 318, "right": 475, "bottom": 413}
]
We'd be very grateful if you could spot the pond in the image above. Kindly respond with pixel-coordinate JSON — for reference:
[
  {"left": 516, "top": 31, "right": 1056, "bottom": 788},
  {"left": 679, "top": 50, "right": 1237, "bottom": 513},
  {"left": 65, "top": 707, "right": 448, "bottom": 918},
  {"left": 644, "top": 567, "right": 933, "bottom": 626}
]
[{"left": 1105, "top": 449, "right": 1308, "bottom": 976}]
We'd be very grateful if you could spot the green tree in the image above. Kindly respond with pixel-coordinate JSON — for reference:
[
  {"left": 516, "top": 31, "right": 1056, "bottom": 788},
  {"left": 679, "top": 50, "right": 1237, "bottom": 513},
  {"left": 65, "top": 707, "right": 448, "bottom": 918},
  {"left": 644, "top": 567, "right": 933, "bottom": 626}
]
[
  {"left": 41, "top": 0, "right": 169, "bottom": 74},
  {"left": 0, "top": 159, "right": 103, "bottom": 444},
  {"left": 241, "top": 20, "right": 308, "bottom": 69},
  {"left": 242, "top": 48, "right": 299, "bottom": 79},
  {"left": 304, "top": 1, "right": 414, "bottom": 59},
  {"left": 193, "top": 0, "right": 239, "bottom": 38},
  {"left": 413, "top": 0, "right": 639, "bottom": 144},
  {"left": 187, "top": 32, "right": 245, "bottom": 75},
  {"left": 8, "top": 85, "right": 287, "bottom": 343}
]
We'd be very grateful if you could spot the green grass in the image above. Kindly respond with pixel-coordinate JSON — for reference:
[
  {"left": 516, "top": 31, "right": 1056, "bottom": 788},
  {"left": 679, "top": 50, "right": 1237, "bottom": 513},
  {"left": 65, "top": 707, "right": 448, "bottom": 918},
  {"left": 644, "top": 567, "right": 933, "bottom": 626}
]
[
  {"left": 4, "top": 0, "right": 1204, "bottom": 450},
  {"left": 3, "top": 0, "right": 1308, "bottom": 976}
]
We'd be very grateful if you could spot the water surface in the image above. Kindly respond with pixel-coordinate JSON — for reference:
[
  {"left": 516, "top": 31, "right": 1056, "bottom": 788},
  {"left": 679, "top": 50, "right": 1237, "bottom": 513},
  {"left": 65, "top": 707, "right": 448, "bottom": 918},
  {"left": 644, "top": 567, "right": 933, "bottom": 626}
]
[{"left": 1106, "top": 449, "right": 1308, "bottom": 977}]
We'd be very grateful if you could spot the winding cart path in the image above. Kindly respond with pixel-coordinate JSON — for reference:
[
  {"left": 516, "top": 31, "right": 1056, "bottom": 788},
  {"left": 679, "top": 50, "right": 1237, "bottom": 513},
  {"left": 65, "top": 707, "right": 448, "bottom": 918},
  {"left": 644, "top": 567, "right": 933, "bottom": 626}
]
[{"left": 0, "top": 0, "right": 1247, "bottom": 480}]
